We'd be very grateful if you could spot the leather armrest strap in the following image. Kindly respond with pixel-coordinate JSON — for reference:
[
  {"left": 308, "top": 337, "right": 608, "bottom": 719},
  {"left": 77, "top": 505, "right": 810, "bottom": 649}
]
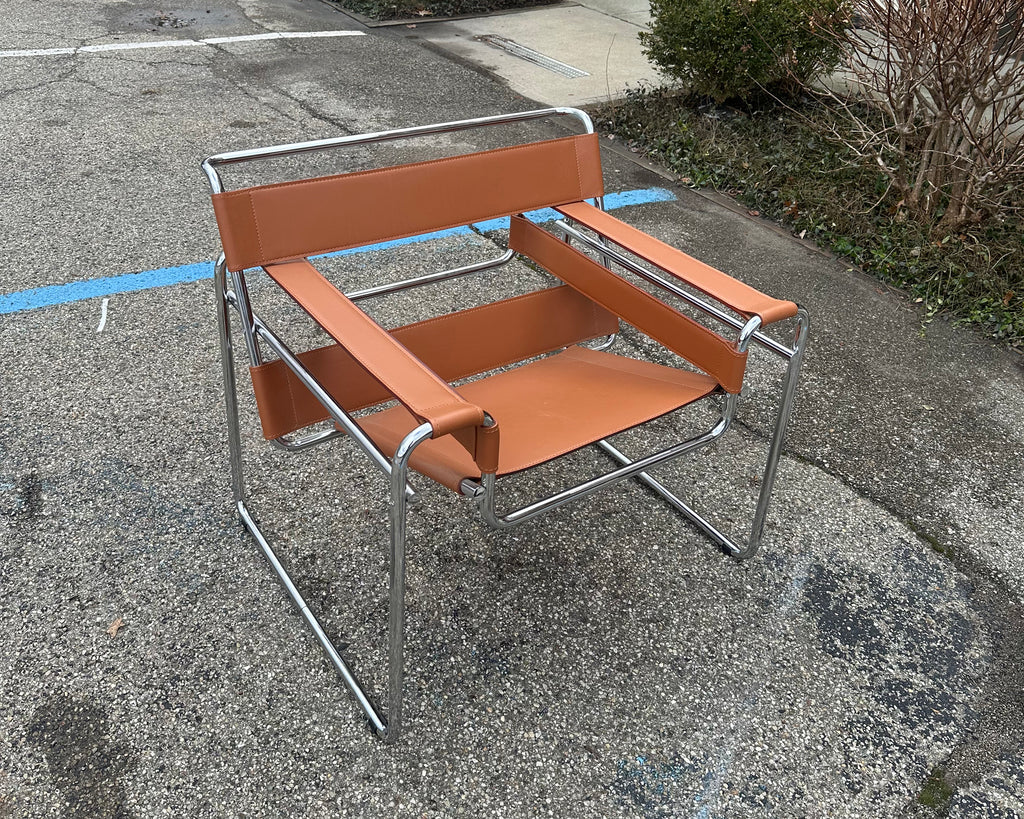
[
  {"left": 555, "top": 201, "right": 798, "bottom": 326},
  {"left": 509, "top": 216, "right": 746, "bottom": 394},
  {"left": 263, "top": 259, "right": 485, "bottom": 439}
]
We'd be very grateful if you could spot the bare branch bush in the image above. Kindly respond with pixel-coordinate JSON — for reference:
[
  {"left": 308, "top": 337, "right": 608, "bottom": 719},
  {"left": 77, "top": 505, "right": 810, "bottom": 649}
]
[{"left": 825, "top": 0, "right": 1024, "bottom": 230}]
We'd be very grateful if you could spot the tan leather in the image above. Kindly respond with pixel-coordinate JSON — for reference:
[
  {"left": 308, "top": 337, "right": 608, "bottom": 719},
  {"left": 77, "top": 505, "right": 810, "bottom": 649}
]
[
  {"left": 555, "top": 201, "right": 799, "bottom": 326},
  {"left": 509, "top": 215, "right": 747, "bottom": 394},
  {"left": 357, "top": 346, "right": 718, "bottom": 491},
  {"left": 212, "top": 134, "right": 605, "bottom": 272},
  {"left": 263, "top": 259, "right": 484, "bottom": 439},
  {"left": 249, "top": 285, "right": 618, "bottom": 440}
]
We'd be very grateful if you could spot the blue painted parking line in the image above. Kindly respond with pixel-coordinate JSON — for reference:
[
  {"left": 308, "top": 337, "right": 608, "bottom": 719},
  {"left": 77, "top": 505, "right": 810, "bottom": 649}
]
[{"left": 0, "top": 187, "right": 677, "bottom": 315}]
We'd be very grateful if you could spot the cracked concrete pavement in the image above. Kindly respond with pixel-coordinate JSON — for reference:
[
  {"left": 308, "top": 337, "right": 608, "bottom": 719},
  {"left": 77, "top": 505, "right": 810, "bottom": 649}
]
[{"left": 1, "top": 0, "right": 1022, "bottom": 816}]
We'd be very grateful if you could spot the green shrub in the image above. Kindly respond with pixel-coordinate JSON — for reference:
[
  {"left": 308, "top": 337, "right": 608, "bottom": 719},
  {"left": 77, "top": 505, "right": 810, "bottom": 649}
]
[{"left": 640, "top": 0, "right": 851, "bottom": 102}]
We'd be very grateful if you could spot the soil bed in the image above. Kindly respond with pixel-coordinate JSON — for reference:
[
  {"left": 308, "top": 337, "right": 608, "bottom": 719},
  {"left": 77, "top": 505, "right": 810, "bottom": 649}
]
[{"left": 337, "top": 0, "right": 557, "bottom": 21}]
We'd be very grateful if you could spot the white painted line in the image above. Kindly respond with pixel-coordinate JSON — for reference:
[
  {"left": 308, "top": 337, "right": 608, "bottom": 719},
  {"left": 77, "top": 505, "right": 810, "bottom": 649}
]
[
  {"left": 96, "top": 298, "right": 109, "bottom": 333},
  {"left": 80, "top": 40, "right": 207, "bottom": 54},
  {"left": 0, "top": 30, "right": 366, "bottom": 59},
  {"left": 4, "top": 47, "right": 76, "bottom": 57}
]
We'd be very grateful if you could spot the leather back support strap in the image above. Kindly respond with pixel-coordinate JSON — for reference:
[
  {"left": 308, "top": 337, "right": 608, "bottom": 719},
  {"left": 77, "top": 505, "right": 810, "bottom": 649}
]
[
  {"left": 555, "top": 201, "right": 799, "bottom": 326},
  {"left": 212, "top": 134, "right": 604, "bottom": 272},
  {"left": 263, "top": 259, "right": 485, "bottom": 439},
  {"left": 509, "top": 215, "right": 747, "bottom": 394},
  {"left": 250, "top": 285, "right": 619, "bottom": 440}
]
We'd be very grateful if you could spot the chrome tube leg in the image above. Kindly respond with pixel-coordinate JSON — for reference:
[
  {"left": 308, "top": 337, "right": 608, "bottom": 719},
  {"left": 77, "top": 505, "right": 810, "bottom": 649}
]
[
  {"left": 734, "top": 310, "right": 810, "bottom": 560},
  {"left": 596, "top": 312, "right": 809, "bottom": 562},
  {"left": 383, "top": 422, "right": 434, "bottom": 744},
  {"left": 214, "top": 255, "right": 246, "bottom": 504},
  {"left": 385, "top": 459, "right": 409, "bottom": 744},
  {"left": 595, "top": 439, "right": 746, "bottom": 555},
  {"left": 237, "top": 501, "right": 388, "bottom": 736}
]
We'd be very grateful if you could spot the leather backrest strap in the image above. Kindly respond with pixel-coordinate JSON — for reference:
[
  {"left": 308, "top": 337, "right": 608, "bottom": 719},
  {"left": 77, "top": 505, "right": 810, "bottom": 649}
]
[
  {"left": 212, "top": 134, "right": 604, "bottom": 272},
  {"left": 250, "top": 285, "right": 618, "bottom": 440}
]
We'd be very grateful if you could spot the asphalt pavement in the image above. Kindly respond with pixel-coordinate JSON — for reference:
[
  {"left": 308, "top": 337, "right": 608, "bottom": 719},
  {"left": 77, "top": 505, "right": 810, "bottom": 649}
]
[{"left": 1, "top": 1, "right": 1022, "bottom": 817}]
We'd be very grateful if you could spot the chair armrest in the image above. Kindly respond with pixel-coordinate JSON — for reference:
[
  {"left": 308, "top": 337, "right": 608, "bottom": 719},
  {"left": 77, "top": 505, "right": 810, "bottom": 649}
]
[
  {"left": 509, "top": 216, "right": 747, "bottom": 394},
  {"left": 555, "top": 201, "right": 798, "bottom": 326},
  {"left": 263, "top": 260, "right": 486, "bottom": 440}
]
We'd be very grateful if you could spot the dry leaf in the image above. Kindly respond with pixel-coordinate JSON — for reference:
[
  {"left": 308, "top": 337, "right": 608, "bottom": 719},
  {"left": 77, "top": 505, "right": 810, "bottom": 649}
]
[
  {"left": 413, "top": 8, "right": 434, "bottom": 15},
  {"left": 107, "top": 617, "right": 124, "bottom": 638}
]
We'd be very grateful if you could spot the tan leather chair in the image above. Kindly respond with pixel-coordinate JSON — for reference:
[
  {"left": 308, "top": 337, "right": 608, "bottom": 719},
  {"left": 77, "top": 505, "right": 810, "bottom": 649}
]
[{"left": 202, "top": 108, "right": 808, "bottom": 742}]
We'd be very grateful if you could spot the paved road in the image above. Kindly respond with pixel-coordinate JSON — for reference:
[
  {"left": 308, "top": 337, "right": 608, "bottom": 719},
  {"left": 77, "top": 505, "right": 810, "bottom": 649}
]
[{"left": 1, "top": 1, "right": 1022, "bottom": 817}]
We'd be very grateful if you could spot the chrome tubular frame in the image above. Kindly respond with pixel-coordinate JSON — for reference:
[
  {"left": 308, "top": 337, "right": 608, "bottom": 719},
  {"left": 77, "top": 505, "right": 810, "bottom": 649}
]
[
  {"left": 208, "top": 109, "right": 605, "bottom": 743},
  {"left": 554, "top": 218, "right": 810, "bottom": 559},
  {"left": 206, "top": 106, "right": 809, "bottom": 743},
  {"left": 216, "top": 250, "right": 433, "bottom": 741}
]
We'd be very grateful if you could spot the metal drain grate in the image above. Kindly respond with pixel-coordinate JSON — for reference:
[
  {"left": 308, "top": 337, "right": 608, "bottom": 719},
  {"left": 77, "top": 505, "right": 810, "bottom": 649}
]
[{"left": 476, "top": 35, "right": 589, "bottom": 78}]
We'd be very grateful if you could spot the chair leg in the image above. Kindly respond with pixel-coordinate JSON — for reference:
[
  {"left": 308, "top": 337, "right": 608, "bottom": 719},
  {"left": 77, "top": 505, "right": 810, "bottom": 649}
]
[
  {"left": 215, "top": 259, "right": 432, "bottom": 742},
  {"left": 383, "top": 422, "right": 433, "bottom": 743},
  {"left": 600, "top": 314, "right": 809, "bottom": 560},
  {"left": 214, "top": 257, "right": 247, "bottom": 506}
]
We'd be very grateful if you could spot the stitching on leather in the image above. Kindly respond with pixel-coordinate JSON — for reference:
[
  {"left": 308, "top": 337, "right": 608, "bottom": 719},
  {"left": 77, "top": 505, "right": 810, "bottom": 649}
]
[
  {"left": 239, "top": 137, "right": 578, "bottom": 194},
  {"left": 262, "top": 202, "right": 553, "bottom": 266},
  {"left": 501, "top": 395, "right": 716, "bottom": 476},
  {"left": 573, "top": 137, "right": 584, "bottom": 199},
  {"left": 247, "top": 191, "right": 264, "bottom": 259},
  {"left": 282, "top": 364, "right": 300, "bottom": 432}
]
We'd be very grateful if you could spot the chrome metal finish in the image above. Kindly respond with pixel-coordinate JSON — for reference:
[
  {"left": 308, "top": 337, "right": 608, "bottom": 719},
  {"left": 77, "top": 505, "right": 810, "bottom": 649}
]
[
  {"left": 229, "top": 270, "right": 263, "bottom": 367},
  {"left": 249, "top": 319, "right": 415, "bottom": 499},
  {"left": 596, "top": 440, "right": 740, "bottom": 554},
  {"left": 554, "top": 220, "right": 795, "bottom": 360},
  {"left": 459, "top": 478, "right": 484, "bottom": 498},
  {"left": 269, "top": 427, "right": 344, "bottom": 452},
  {"left": 734, "top": 307, "right": 810, "bottom": 559},
  {"left": 478, "top": 415, "right": 730, "bottom": 528},
  {"left": 201, "top": 108, "right": 595, "bottom": 192},
  {"left": 237, "top": 500, "right": 387, "bottom": 735},
  {"left": 345, "top": 249, "right": 515, "bottom": 303},
  {"left": 384, "top": 422, "right": 434, "bottom": 743},
  {"left": 587, "top": 333, "right": 617, "bottom": 352},
  {"left": 214, "top": 255, "right": 246, "bottom": 504},
  {"left": 737, "top": 315, "right": 763, "bottom": 353}
]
